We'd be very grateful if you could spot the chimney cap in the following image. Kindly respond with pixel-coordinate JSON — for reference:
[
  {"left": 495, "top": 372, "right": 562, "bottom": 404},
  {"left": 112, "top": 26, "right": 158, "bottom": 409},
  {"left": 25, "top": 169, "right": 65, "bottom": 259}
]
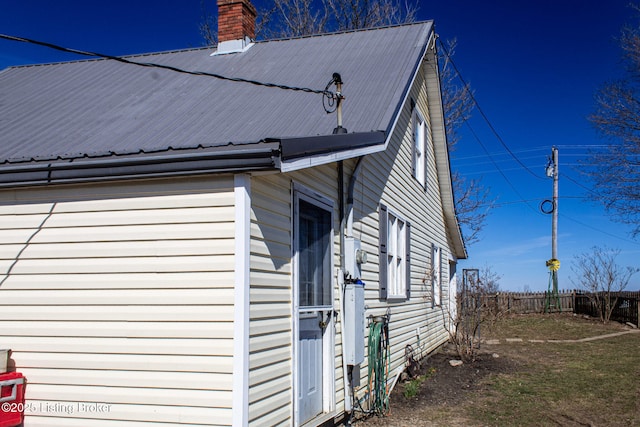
[{"left": 217, "top": 0, "right": 256, "bottom": 13}]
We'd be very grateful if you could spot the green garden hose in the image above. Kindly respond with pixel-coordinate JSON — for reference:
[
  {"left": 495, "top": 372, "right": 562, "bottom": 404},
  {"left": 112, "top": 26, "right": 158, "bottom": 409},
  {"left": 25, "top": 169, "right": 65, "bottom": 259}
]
[{"left": 367, "top": 315, "right": 390, "bottom": 415}]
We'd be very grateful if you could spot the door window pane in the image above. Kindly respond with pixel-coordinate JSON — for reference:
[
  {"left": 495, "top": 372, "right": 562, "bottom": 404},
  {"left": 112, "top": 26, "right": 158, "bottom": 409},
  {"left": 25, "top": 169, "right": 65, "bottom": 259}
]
[{"left": 298, "top": 199, "right": 332, "bottom": 307}]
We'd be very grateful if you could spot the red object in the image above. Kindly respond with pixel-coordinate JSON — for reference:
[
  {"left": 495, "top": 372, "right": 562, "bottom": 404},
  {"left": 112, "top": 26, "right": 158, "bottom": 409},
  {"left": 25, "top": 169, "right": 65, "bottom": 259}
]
[{"left": 0, "top": 372, "right": 25, "bottom": 427}]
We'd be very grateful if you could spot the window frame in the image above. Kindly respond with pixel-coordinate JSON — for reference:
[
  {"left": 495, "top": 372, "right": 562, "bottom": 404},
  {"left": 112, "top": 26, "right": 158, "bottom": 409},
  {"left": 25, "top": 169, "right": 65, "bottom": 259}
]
[
  {"left": 412, "top": 106, "right": 427, "bottom": 189},
  {"left": 378, "top": 204, "right": 411, "bottom": 301},
  {"left": 432, "top": 244, "right": 442, "bottom": 307}
]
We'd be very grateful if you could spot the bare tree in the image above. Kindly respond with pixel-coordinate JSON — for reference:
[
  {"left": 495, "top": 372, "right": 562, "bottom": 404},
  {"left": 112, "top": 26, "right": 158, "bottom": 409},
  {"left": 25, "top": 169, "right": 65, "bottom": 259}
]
[
  {"left": 257, "top": 0, "right": 418, "bottom": 38},
  {"left": 452, "top": 171, "right": 491, "bottom": 245},
  {"left": 570, "top": 246, "right": 638, "bottom": 323},
  {"left": 258, "top": 0, "right": 329, "bottom": 38},
  {"left": 199, "top": 0, "right": 218, "bottom": 46},
  {"left": 434, "top": 38, "right": 493, "bottom": 246},
  {"left": 441, "top": 266, "right": 502, "bottom": 362},
  {"left": 587, "top": 6, "right": 640, "bottom": 236}
]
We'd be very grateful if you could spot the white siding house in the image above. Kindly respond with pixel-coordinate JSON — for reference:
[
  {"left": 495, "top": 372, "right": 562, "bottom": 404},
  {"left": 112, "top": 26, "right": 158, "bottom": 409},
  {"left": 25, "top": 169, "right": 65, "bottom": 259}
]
[{"left": 0, "top": 3, "right": 466, "bottom": 425}]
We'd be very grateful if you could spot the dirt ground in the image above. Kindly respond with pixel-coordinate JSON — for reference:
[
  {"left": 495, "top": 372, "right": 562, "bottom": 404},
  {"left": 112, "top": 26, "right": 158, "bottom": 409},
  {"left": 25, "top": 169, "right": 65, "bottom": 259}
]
[
  {"left": 352, "top": 314, "right": 637, "bottom": 427},
  {"left": 354, "top": 346, "right": 516, "bottom": 427}
]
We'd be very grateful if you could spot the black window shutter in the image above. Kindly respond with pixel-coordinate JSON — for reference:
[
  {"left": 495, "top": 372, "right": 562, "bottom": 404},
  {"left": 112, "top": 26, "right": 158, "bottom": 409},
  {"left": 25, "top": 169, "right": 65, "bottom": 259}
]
[
  {"left": 405, "top": 221, "right": 411, "bottom": 300},
  {"left": 379, "top": 204, "right": 388, "bottom": 300},
  {"left": 438, "top": 246, "right": 443, "bottom": 305}
]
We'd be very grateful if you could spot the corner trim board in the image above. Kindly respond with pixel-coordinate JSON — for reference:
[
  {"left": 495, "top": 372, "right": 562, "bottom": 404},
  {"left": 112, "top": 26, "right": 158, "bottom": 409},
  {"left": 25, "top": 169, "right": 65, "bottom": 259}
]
[{"left": 233, "top": 173, "right": 251, "bottom": 426}]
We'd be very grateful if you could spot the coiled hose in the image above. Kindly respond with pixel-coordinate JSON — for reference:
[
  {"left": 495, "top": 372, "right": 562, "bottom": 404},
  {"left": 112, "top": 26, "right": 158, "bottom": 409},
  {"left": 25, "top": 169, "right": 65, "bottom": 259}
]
[{"left": 367, "top": 315, "right": 390, "bottom": 415}]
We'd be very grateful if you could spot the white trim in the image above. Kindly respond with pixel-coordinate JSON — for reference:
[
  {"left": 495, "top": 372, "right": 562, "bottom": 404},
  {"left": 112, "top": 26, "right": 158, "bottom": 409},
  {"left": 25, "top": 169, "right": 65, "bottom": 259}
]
[
  {"left": 291, "top": 182, "right": 336, "bottom": 426},
  {"left": 211, "top": 38, "right": 255, "bottom": 55},
  {"left": 385, "top": 208, "right": 408, "bottom": 300},
  {"left": 280, "top": 144, "right": 386, "bottom": 173},
  {"left": 412, "top": 107, "right": 427, "bottom": 187},
  {"left": 232, "top": 173, "right": 251, "bottom": 427}
]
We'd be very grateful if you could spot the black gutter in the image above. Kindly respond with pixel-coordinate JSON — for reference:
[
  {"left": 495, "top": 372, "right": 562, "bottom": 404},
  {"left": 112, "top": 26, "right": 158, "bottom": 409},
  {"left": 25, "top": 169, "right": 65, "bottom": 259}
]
[
  {"left": 0, "top": 130, "right": 386, "bottom": 188},
  {"left": 0, "top": 143, "right": 280, "bottom": 188}
]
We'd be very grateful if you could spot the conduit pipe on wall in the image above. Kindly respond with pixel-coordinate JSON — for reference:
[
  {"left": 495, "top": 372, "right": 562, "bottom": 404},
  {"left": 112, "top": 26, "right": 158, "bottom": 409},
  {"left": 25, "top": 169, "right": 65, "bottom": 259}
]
[{"left": 339, "top": 156, "right": 365, "bottom": 416}]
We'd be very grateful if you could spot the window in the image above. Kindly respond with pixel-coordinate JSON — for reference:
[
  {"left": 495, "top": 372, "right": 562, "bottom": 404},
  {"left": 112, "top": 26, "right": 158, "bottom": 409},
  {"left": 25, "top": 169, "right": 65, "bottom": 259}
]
[
  {"left": 378, "top": 204, "right": 411, "bottom": 300},
  {"left": 412, "top": 107, "right": 427, "bottom": 188},
  {"left": 432, "top": 244, "right": 442, "bottom": 306},
  {"left": 298, "top": 199, "right": 332, "bottom": 307}
]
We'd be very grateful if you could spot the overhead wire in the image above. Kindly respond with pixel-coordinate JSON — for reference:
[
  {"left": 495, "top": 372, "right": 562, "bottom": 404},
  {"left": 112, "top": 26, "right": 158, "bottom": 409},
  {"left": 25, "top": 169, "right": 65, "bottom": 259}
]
[
  {"left": 464, "top": 121, "right": 542, "bottom": 215},
  {"left": 437, "top": 38, "right": 545, "bottom": 180},
  {"left": 0, "top": 33, "right": 336, "bottom": 98},
  {"left": 452, "top": 146, "right": 549, "bottom": 161},
  {"left": 436, "top": 40, "right": 640, "bottom": 247},
  {"left": 556, "top": 171, "right": 640, "bottom": 244},
  {"left": 559, "top": 213, "right": 640, "bottom": 246}
]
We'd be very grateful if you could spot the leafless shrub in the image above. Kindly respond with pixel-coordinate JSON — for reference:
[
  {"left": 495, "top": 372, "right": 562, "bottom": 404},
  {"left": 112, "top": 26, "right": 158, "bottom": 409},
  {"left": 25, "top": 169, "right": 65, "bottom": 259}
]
[{"left": 570, "top": 246, "right": 638, "bottom": 323}]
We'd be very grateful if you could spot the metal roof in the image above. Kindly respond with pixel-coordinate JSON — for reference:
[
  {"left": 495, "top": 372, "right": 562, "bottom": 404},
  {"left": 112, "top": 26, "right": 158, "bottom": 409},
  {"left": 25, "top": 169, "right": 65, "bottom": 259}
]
[{"left": 0, "top": 22, "right": 433, "bottom": 170}]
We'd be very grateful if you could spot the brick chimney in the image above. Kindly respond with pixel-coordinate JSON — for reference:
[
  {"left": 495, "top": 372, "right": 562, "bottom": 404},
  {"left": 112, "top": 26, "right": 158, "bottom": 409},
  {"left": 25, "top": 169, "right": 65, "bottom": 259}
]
[{"left": 216, "top": 0, "right": 257, "bottom": 54}]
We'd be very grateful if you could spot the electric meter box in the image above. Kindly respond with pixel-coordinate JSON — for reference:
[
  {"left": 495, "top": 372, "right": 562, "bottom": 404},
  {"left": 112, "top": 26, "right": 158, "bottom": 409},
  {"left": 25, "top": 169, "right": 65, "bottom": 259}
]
[
  {"left": 343, "top": 281, "right": 365, "bottom": 365},
  {"left": 345, "top": 237, "right": 367, "bottom": 279}
]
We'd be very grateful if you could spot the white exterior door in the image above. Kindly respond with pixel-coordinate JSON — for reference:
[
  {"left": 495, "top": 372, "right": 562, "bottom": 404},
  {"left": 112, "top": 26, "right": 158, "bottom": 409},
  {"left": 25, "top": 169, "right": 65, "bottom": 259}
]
[{"left": 294, "top": 190, "right": 334, "bottom": 425}]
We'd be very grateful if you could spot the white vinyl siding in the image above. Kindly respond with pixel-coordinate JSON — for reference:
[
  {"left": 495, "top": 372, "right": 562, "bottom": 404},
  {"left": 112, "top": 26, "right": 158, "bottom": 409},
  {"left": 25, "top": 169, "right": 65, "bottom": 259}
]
[
  {"left": 249, "top": 166, "right": 341, "bottom": 427},
  {"left": 248, "top": 174, "right": 294, "bottom": 427},
  {"left": 0, "top": 177, "right": 236, "bottom": 427},
  {"left": 347, "top": 59, "right": 457, "bottom": 399}
]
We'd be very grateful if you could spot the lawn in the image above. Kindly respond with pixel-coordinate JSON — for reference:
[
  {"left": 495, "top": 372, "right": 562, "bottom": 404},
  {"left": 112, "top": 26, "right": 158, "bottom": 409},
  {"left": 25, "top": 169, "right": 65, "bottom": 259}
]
[{"left": 360, "top": 313, "right": 640, "bottom": 427}]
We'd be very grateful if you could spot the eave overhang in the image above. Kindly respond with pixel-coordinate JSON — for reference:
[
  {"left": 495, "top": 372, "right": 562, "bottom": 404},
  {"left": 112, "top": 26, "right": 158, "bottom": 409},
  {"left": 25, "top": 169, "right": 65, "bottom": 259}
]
[
  {"left": 0, "top": 143, "right": 281, "bottom": 188},
  {"left": 0, "top": 131, "right": 387, "bottom": 188},
  {"left": 276, "top": 131, "right": 386, "bottom": 172}
]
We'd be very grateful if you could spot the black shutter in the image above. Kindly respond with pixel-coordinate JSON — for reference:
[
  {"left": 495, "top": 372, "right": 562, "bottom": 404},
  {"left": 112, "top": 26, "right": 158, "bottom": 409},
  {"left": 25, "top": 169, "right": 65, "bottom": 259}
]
[
  {"left": 405, "top": 221, "right": 411, "bottom": 300},
  {"left": 438, "top": 246, "right": 443, "bottom": 305},
  {"left": 379, "top": 204, "right": 388, "bottom": 300}
]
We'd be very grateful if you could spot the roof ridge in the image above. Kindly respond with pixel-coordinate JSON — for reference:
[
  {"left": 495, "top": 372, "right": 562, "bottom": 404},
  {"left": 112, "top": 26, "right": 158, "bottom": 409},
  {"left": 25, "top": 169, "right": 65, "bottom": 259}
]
[
  {"left": 4, "top": 21, "right": 432, "bottom": 70},
  {"left": 5, "top": 45, "right": 213, "bottom": 69},
  {"left": 255, "top": 20, "right": 433, "bottom": 44}
]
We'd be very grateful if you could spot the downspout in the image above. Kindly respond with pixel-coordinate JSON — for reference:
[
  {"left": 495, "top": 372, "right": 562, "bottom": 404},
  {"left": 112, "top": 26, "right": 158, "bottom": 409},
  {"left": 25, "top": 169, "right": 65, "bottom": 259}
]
[
  {"left": 338, "top": 160, "right": 351, "bottom": 414},
  {"left": 340, "top": 156, "right": 365, "bottom": 419},
  {"left": 346, "top": 157, "right": 365, "bottom": 238}
]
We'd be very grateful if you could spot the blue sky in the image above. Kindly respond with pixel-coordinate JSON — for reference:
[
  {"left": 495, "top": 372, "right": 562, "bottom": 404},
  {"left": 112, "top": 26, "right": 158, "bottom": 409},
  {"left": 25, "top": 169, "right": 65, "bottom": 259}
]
[{"left": 1, "top": 0, "right": 639, "bottom": 291}]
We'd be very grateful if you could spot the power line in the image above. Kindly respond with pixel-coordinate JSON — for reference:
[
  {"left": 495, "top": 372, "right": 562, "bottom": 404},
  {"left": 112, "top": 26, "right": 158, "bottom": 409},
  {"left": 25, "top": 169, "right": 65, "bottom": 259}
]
[
  {"left": 0, "top": 33, "right": 335, "bottom": 97},
  {"left": 465, "top": 121, "right": 541, "bottom": 215},
  {"left": 562, "top": 172, "right": 598, "bottom": 196},
  {"left": 454, "top": 153, "right": 546, "bottom": 168},
  {"left": 475, "top": 196, "right": 586, "bottom": 209},
  {"left": 559, "top": 213, "right": 640, "bottom": 246},
  {"left": 452, "top": 146, "right": 549, "bottom": 161},
  {"left": 437, "top": 38, "right": 545, "bottom": 180}
]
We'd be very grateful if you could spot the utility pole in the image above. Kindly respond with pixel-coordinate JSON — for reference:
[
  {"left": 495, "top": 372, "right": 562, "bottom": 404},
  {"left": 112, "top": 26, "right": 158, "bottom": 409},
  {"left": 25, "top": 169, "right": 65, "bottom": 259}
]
[
  {"left": 552, "top": 146, "right": 558, "bottom": 262},
  {"left": 545, "top": 147, "right": 561, "bottom": 312}
]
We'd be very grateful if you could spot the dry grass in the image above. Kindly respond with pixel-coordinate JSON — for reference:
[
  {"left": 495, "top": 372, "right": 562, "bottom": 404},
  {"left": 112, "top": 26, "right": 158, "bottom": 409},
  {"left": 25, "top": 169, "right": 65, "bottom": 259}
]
[
  {"left": 358, "top": 313, "right": 640, "bottom": 427},
  {"left": 469, "top": 314, "right": 640, "bottom": 427}
]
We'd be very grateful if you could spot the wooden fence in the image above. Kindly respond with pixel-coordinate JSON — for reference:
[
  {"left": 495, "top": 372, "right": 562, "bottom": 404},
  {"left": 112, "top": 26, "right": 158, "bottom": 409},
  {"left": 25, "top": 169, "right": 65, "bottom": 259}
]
[
  {"left": 574, "top": 291, "right": 640, "bottom": 327},
  {"left": 477, "top": 290, "right": 575, "bottom": 314},
  {"left": 470, "top": 290, "right": 640, "bottom": 326}
]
